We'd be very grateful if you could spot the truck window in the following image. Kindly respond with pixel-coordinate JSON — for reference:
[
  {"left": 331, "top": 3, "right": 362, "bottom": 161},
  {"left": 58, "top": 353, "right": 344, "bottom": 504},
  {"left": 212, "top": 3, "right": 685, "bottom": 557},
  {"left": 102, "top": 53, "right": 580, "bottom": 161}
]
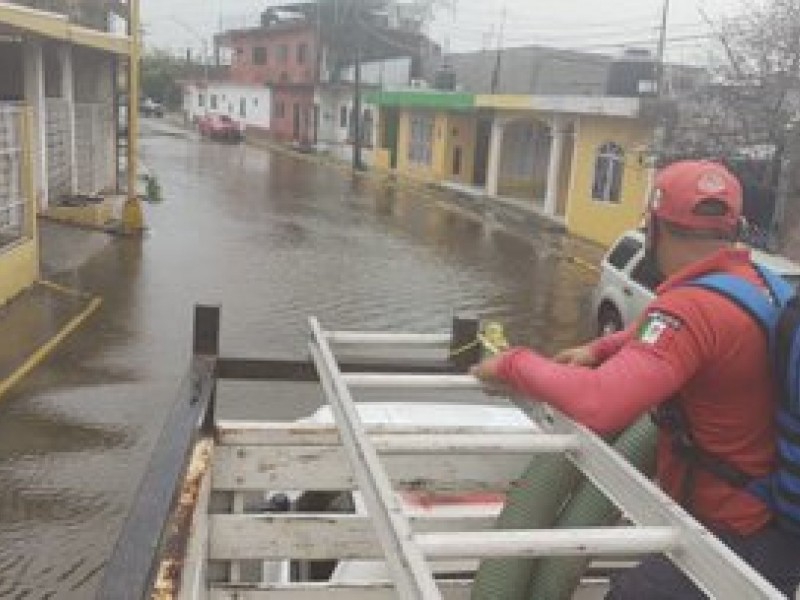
[{"left": 607, "top": 236, "right": 642, "bottom": 270}]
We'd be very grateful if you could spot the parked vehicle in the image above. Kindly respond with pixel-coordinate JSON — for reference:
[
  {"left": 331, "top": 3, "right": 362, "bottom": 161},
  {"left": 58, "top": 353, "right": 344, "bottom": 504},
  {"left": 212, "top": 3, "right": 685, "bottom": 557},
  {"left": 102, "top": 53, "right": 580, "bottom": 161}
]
[
  {"left": 592, "top": 229, "right": 800, "bottom": 335},
  {"left": 140, "top": 97, "right": 164, "bottom": 118},
  {"left": 197, "top": 114, "right": 243, "bottom": 142}
]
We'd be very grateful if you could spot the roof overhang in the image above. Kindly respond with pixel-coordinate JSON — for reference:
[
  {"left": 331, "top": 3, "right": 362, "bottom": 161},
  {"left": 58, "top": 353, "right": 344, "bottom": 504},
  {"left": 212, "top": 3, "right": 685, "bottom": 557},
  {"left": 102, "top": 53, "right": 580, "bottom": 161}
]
[
  {"left": 475, "top": 94, "right": 642, "bottom": 118},
  {"left": 0, "top": 2, "right": 131, "bottom": 55}
]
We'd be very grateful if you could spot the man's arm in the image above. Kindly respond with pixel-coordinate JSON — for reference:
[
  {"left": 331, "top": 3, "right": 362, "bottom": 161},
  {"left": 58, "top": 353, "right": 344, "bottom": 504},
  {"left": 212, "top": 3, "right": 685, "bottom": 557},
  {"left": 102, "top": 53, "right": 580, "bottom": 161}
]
[
  {"left": 587, "top": 328, "right": 634, "bottom": 363},
  {"left": 493, "top": 345, "right": 685, "bottom": 433}
]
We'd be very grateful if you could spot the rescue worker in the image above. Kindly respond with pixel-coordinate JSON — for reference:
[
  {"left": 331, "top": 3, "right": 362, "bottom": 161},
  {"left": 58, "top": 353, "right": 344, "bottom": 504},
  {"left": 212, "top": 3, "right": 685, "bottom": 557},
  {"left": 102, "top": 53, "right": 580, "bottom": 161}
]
[{"left": 471, "top": 160, "right": 800, "bottom": 598}]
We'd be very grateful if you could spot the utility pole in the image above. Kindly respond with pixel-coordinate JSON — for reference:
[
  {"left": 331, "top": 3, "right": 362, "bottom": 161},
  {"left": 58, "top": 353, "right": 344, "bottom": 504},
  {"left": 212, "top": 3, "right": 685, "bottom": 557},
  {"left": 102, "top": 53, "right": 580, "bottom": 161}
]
[
  {"left": 122, "top": 0, "right": 145, "bottom": 232},
  {"left": 490, "top": 6, "right": 506, "bottom": 93},
  {"left": 651, "top": 0, "right": 670, "bottom": 167},
  {"left": 352, "top": 2, "right": 364, "bottom": 171},
  {"left": 656, "top": 0, "right": 670, "bottom": 95}
]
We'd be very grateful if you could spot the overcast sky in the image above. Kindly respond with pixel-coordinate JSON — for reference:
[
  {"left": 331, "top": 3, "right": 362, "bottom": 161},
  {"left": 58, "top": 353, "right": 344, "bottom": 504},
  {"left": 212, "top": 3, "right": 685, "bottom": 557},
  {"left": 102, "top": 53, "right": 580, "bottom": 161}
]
[{"left": 142, "top": 0, "right": 741, "bottom": 64}]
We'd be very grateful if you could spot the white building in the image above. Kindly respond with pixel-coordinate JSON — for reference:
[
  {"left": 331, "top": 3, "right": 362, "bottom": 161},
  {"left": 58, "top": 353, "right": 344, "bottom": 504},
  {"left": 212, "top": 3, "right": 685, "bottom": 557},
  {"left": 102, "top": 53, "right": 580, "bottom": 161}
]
[
  {"left": 183, "top": 82, "right": 271, "bottom": 133},
  {"left": 315, "top": 57, "right": 411, "bottom": 163}
]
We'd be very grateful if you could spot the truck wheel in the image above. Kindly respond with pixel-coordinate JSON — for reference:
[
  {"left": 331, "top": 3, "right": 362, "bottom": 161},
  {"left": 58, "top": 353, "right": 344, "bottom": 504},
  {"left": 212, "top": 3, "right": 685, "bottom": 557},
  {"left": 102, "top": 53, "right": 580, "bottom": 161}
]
[{"left": 598, "top": 305, "right": 624, "bottom": 336}]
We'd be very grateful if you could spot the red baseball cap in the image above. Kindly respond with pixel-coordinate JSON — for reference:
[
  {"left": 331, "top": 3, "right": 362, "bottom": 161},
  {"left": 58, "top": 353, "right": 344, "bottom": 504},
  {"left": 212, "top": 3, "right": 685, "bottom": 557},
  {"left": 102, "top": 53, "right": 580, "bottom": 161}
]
[{"left": 650, "top": 160, "right": 742, "bottom": 234}]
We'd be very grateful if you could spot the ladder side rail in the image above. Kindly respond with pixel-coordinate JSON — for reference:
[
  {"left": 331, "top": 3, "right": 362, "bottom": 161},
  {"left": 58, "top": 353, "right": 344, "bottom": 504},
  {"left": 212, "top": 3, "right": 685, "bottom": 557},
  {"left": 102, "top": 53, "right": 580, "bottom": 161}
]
[{"left": 308, "top": 318, "right": 442, "bottom": 600}]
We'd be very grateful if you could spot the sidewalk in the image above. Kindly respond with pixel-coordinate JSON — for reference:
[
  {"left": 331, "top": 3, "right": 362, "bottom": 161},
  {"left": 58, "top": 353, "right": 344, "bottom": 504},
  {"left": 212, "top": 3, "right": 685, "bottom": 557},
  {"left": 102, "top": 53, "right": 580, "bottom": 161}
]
[
  {"left": 436, "top": 180, "right": 568, "bottom": 235},
  {"left": 0, "top": 220, "right": 109, "bottom": 398}
]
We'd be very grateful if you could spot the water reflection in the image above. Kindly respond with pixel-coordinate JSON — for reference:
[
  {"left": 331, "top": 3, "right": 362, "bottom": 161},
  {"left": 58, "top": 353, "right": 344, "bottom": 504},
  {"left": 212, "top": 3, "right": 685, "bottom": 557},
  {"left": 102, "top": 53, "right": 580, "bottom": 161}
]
[{"left": 0, "top": 122, "right": 601, "bottom": 596}]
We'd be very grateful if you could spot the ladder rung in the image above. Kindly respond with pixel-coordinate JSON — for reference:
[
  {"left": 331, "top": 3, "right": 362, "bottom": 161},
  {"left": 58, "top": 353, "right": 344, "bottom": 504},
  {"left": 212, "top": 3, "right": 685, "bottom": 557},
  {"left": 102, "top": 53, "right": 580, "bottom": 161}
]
[
  {"left": 326, "top": 331, "right": 452, "bottom": 345},
  {"left": 342, "top": 374, "right": 479, "bottom": 389},
  {"left": 371, "top": 433, "right": 578, "bottom": 454},
  {"left": 415, "top": 527, "right": 679, "bottom": 559}
]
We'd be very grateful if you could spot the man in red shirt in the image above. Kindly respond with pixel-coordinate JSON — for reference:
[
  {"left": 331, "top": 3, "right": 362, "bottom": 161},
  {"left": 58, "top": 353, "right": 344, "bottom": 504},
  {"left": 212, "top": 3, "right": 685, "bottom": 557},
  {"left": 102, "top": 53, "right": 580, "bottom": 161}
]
[{"left": 472, "top": 160, "right": 800, "bottom": 598}]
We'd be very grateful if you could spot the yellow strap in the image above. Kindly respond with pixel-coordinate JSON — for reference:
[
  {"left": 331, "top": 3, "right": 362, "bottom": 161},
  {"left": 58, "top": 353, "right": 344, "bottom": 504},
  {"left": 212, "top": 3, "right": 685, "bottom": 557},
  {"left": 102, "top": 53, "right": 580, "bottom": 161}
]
[{"left": 448, "top": 321, "right": 510, "bottom": 358}]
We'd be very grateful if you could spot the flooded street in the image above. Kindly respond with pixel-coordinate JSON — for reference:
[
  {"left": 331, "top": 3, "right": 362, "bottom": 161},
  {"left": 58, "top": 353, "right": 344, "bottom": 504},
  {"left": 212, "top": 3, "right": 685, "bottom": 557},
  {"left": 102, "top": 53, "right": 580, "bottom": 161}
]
[{"left": 0, "top": 121, "right": 601, "bottom": 597}]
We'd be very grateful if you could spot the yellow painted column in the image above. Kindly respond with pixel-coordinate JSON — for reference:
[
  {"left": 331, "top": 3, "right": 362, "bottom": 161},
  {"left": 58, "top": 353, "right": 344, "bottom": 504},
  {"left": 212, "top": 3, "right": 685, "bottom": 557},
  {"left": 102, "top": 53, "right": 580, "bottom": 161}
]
[{"left": 122, "top": 0, "right": 144, "bottom": 233}]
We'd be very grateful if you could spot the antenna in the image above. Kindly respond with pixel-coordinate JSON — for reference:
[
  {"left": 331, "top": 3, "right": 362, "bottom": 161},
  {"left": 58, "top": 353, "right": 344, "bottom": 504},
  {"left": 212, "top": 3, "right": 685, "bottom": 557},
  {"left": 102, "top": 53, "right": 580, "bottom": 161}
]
[
  {"left": 490, "top": 5, "right": 507, "bottom": 93},
  {"left": 656, "top": 0, "right": 670, "bottom": 94}
]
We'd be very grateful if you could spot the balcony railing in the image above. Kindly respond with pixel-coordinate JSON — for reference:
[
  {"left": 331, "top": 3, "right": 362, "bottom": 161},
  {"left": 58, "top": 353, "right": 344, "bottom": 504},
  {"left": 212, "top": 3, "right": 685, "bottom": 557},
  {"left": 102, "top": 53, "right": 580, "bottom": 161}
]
[{"left": 6, "top": 0, "right": 126, "bottom": 33}]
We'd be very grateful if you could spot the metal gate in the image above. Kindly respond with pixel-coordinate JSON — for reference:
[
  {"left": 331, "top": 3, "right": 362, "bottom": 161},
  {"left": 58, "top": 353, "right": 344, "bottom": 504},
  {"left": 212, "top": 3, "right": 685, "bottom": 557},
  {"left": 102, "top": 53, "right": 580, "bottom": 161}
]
[
  {"left": 0, "top": 104, "right": 28, "bottom": 246},
  {"left": 75, "top": 102, "right": 112, "bottom": 195},
  {"left": 45, "top": 97, "right": 72, "bottom": 202}
]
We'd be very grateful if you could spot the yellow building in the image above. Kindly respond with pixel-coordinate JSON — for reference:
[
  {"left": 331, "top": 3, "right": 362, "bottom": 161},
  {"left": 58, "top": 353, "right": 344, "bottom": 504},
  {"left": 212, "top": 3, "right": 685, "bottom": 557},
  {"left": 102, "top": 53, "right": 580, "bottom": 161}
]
[
  {"left": 0, "top": 2, "right": 137, "bottom": 305},
  {"left": 369, "top": 90, "right": 655, "bottom": 248}
]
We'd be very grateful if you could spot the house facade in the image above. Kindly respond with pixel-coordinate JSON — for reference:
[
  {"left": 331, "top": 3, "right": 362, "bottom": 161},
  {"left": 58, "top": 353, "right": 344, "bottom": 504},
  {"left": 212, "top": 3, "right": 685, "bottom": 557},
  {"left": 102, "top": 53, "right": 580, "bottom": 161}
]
[
  {"left": 217, "top": 21, "right": 319, "bottom": 143},
  {"left": 183, "top": 81, "right": 272, "bottom": 132},
  {"left": 0, "top": 2, "right": 134, "bottom": 305},
  {"left": 368, "top": 90, "right": 655, "bottom": 247},
  {"left": 212, "top": 8, "right": 423, "bottom": 151}
]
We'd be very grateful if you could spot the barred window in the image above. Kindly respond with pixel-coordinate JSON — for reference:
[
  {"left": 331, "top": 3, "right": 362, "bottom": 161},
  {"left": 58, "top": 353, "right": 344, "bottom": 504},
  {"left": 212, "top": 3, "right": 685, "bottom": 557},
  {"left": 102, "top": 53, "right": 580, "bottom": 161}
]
[
  {"left": 408, "top": 115, "right": 434, "bottom": 166},
  {"left": 592, "top": 142, "right": 625, "bottom": 203}
]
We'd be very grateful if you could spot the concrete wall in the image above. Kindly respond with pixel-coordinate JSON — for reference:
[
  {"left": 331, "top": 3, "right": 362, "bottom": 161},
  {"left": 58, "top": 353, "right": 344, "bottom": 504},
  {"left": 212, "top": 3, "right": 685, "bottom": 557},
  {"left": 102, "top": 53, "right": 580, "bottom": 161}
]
[
  {"left": 72, "top": 48, "right": 113, "bottom": 103},
  {"left": 315, "top": 87, "right": 349, "bottom": 147},
  {"left": 566, "top": 116, "right": 652, "bottom": 247},
  {"left": 393, "top": 109, "right": 477, "bottom": 183},
  {"left": 0, "top": 42, "right": 24, "bottom": 101},
  {"left": 339, "top": 57, "right": 412, "bottom": 87},
  {"left": 0, "top": 240, "right": 38, "bottom": 306}
]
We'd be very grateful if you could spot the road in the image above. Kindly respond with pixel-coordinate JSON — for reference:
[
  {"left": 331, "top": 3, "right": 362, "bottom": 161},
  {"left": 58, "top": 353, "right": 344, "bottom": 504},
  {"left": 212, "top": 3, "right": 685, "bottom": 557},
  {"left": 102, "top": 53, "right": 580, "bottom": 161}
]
[{"left": 0, "top": 118, "right": 601, "bottom": 597}]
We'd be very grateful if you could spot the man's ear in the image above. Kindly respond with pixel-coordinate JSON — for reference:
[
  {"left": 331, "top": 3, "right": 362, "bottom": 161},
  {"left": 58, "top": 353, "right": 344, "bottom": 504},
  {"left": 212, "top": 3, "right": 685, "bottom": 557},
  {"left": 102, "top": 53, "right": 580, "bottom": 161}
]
[{"left": 736, "top": 217, "right": 747, "bottom": 242}]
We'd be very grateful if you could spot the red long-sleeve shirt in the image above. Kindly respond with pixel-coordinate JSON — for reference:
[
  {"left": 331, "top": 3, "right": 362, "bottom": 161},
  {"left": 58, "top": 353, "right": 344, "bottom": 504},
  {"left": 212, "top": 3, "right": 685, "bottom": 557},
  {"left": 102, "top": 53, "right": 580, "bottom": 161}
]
[{"left": 495, "top": 248, "right": 777, "bottom": 534}]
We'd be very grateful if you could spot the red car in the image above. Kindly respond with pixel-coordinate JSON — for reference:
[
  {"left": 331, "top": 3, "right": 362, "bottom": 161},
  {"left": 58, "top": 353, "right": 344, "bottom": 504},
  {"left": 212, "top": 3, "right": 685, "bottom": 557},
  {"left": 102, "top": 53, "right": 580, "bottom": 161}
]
[{"left": 197, "top": 114, "right": 243, "bottom": 142}]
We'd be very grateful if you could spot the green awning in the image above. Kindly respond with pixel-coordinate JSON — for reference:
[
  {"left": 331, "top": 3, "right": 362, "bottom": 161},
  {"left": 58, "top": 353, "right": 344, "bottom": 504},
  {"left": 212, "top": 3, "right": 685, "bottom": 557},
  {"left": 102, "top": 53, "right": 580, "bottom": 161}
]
[{"left": 364, "top": 90, "right": 475, "bottom": 111}]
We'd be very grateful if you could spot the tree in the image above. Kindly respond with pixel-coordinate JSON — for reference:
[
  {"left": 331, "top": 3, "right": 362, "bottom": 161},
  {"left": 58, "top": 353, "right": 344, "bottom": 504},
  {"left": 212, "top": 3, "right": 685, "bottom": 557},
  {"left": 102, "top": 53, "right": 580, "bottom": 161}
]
[
  {"left": 140, "top": 49, "right": 197, "bottom": 109},
  {"left": 662, "top": 0, "right": 800, "bottom": 244}
]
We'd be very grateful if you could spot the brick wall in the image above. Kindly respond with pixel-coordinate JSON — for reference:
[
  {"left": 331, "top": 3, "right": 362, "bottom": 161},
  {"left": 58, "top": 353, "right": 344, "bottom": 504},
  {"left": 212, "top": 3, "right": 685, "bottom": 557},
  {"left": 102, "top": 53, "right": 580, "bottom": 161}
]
[{"left": 227, "top": 25, "right": 318, "bottom": 87}]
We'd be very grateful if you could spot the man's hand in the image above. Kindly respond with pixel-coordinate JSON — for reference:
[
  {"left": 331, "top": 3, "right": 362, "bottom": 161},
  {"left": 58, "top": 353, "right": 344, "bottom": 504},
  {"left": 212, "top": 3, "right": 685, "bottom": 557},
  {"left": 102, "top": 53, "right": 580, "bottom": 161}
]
[
  {"left": 552, "top": 345, "right": 599, "bottom": 368},
  {"left": 469, "top": 353, "right": 508, "bottom": 384}
]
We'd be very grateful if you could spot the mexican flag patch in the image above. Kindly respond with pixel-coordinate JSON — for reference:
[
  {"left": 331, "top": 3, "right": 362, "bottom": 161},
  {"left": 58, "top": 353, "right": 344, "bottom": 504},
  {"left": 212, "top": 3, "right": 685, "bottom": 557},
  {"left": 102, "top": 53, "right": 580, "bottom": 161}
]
[{"left": 637, "top": 312, "right": 681, "bottom": 345}]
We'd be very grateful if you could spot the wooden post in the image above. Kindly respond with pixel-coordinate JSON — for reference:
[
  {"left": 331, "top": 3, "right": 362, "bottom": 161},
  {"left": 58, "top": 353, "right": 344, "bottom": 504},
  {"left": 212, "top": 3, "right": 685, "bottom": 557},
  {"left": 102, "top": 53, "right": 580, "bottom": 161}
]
[
  {"left": 450, "top": 315, "right": 481, "bottom": 372},
  {"left": 193, "top": 305, "right": 220, "bottom": 434}
]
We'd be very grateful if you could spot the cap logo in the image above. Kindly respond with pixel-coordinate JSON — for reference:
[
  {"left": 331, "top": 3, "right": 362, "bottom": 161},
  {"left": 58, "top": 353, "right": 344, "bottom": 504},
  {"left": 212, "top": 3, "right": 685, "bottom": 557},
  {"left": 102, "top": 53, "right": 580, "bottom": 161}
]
[{"left": 697, "top": 171, "right": 727, "bottom": 195}]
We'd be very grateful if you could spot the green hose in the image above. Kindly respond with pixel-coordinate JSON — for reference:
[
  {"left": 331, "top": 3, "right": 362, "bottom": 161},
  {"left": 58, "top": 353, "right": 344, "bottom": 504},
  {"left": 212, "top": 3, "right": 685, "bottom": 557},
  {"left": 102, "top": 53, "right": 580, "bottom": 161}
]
[
  {"left": 470, "top": 454, "right": 581, "bottom": 600},
  {"left": 471, "top": 416, "right": 657, "bottom": 600},
  {"left": 526, "top": 416, "right": 657, "bottom": 600}
]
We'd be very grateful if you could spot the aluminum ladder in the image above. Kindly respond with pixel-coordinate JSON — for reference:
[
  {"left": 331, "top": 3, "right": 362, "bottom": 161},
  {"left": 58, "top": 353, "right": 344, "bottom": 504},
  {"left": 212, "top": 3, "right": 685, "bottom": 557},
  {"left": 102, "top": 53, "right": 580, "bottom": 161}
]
[{"left": 308, "top": 317, "right": 786, "bottom": 600}]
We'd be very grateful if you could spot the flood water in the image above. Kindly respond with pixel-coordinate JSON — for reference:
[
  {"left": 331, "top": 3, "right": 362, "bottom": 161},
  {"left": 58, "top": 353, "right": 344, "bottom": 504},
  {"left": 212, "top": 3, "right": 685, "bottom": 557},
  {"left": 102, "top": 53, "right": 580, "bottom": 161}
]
[{"left": 0, "top": 120, "right": 602, "bottom": 597}]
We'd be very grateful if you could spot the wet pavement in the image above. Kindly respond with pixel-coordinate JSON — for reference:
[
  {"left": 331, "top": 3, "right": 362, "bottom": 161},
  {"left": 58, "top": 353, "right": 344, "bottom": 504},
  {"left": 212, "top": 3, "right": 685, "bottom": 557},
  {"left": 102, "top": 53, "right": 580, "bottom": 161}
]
[{"left": 0, "top": 118, "right": 603, "bottom": 597}]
